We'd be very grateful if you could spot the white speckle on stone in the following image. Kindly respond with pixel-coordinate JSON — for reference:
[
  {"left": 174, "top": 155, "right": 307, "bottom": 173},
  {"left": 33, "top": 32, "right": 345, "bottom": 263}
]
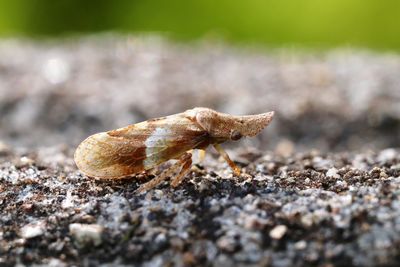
[
  {"left": 20, "top": 156, "right": 34, "bottom": 165},
  {"left": 378, "top": 148, "right": 397, "bottom": 162},
  {"left": 391, "top": 164, "right": 400, "bottom": 173},
  {"left": 340, "top": 194, "right": 353, "bottom": 206},
  {"left": 300, "top": 214, "right": 314, "bottom": 227},
  {"left": 256, "top": 164, "right": 265, "bottom": 173},
  {"left": 69, "top": 223, "right": 103, "bottom": 247},
  {"left": 313, "top": 157, "right": 333, "bottom": 169},
  {"left": 99, "top": 195, "right": 130, "bottom": 230},
  {"left": 62, "top": 190, "right": 75, "bottom": 209},
  {"left": 17, "top": 185, "right": 34, "bottom": 202},
  {"left": 294, "top": 240, "right": 307, "bottom": 250},
  {"left": 254, "top": 174, "right": 268, "bottom": 181},
  {"left": 154, "top": 232, "right": 167, "bottom": 244},
  {"left": 241, "top": 214, "right": 268, "bottom": 230},
  {"left": 326, "top": 168, "right": 340, "bottom": 179},
  {"left": 352, "top": 155, "right": 368, "bottom": 171},
  {"left": 46, "top": 258, "right": 68, "bottom": 267},
  {"left": 20, "top": 221, "right": 46, "bottom": 239},
  {"left": 336, "top": 180, "right": 348, "bottom": 187},
  {"left": 217, "top": 236, "right": 237, "bottom": 252},
  {"left": 269, "top": 225, "right": 287, "bottom": 240}
]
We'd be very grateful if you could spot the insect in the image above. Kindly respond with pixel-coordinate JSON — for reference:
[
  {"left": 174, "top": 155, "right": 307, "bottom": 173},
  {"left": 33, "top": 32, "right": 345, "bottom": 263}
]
[{"left": 74, "top": 107, "right": 274, "bottom": 193}]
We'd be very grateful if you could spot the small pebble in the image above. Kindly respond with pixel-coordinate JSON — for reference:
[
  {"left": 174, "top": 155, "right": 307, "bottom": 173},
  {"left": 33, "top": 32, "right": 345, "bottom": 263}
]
[
  {"left": 377, "top": 149, "right": 397, "bottom": 162},
  {"left": 20, "top": 221, "right": 46, "bottom": 239},
  {"left": 326, "top": 168, "right": 340, "bottom": 179},
  {"left": 217, "top": 236, "right": 238, "bottom": 252},
  {"left": 69, "top": 223, "right": 104, "bottom": 248},
  {"left": 294, "top": 240, "right": 307, "bottom": 250},
  {"left": 269, "top": 225, "right": 287, "bottom": 240}
]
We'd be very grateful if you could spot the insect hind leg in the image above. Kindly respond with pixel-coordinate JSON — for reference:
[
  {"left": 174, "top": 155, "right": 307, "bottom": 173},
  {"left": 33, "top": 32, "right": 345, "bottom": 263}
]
[
  {"left": 136, "top": 153, "right": 193, "bottom": 193},
  {"left": 171, "top": 153, "right": 192, "bottom": 187},
  {"left": 136, "top": 161, "right": 181, "bottom": 193}
]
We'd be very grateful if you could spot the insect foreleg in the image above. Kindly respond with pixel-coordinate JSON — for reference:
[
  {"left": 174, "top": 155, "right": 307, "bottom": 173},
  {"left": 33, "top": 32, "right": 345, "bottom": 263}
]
[
  {"left": 170, "top": 152, "right": 193, "bottom": 187},
  {"left": 213, "top": 144, "right": 241, "bottom": 176}
]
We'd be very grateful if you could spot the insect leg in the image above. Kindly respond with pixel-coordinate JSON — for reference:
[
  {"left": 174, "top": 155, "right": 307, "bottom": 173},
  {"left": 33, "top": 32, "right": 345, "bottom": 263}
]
[
  {"left": 170, "top": 152, "right": 193, "bottom": 187},
  {"left": 145, "top": 167, "right": 162, "bottom": 176},
  {"left": 136, "top": 161, "right": 182, "bottom": 193},
  {"left": 213, "top": 144, "right": 241, "bottom": 176},
  {"left": 198, "top": 149, "right": 206, "bottom": 162}
]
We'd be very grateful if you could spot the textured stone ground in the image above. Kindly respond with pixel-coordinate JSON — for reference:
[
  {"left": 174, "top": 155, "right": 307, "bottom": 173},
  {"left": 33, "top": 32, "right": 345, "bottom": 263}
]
[
  {"left": 0, "top": 36, "right": 400, "bottom": 266},
  {"left": 1, "top": 147, "right": 400, "bottom": 267}
]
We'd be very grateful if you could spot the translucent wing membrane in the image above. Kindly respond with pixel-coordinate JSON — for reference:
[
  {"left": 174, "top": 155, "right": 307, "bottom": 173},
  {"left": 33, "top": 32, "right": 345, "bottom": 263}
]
[{"left": 74, "top": 114, "right": 208, "bottom": 179}]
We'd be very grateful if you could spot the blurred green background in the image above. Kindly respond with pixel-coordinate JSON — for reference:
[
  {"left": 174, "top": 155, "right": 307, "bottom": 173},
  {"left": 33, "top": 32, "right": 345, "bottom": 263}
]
[{"left": 0, "top": 0, "right": 399, "bottom": 51}]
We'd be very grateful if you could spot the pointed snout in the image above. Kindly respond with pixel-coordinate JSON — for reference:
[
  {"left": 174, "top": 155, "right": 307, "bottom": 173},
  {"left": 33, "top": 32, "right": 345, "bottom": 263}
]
[
  {"left": 262, "top": 111, "right": 274, "bottom": 124},
  {"left": 236, "top": 111, "right": 274, "bottom": 137},
  {"left": 254, "top": 110, "right": 274, "bottom": 128}
]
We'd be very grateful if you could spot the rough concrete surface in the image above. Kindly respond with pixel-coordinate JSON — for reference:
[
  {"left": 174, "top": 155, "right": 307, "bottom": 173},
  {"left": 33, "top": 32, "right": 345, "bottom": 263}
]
[{"left": 0, "top": 36, "right": 400, "bottom": 266}]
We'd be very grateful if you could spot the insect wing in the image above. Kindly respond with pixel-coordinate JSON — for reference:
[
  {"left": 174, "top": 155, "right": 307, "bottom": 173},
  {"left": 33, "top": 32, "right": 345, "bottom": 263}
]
[{"left": 74, "top": 114, "right": 207, "bottom": 179}]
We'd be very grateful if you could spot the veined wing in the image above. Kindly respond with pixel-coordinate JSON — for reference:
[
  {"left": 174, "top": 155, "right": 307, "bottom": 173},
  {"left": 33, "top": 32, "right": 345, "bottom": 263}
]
[{"left": 74, "top": 114, "right": 208, "bottom": 179}]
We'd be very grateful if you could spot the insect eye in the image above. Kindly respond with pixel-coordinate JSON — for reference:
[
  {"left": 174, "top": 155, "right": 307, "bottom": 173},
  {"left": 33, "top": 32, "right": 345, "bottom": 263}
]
[{"left": 230, "top": 130, "right": 242, "bottom": 141}]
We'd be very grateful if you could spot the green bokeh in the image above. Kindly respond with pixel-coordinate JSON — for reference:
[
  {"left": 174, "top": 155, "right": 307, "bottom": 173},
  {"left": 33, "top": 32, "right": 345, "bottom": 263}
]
[{"left": 0, "top": 0, "right": 399, "bottom": 51}]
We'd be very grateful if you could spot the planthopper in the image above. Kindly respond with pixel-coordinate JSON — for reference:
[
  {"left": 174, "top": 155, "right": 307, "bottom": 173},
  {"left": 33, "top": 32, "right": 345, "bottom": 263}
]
[{"left": 74, "top": 107, "right": 274, "bottom": 193}]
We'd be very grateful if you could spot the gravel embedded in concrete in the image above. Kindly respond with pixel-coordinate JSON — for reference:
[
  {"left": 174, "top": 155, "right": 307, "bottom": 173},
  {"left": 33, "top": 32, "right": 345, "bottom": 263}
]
[{"left": 1, "top": 147, "right": 400, "bottom": 266}]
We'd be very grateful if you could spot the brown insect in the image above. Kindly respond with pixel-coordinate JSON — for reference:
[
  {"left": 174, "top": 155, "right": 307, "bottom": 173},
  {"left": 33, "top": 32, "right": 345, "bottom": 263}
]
[{"left": 74, "top": 107, "right": 274, "bottom": 193}]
